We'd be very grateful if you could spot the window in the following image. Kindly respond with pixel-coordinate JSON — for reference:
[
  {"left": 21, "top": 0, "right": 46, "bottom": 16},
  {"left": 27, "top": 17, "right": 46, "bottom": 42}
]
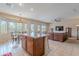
[
  {"left": 37, "top": 24, "right": 41, "bottom": 36},
  {"left": 16, "top": 23, "right": 23, "bottom": 32},
  {"left": 0, "top": 20, "right": 7, "bottom": 33},
  {"left": 30, "top": 24, "right": 35, "bottom": 36},
  {"left": 24, "top": 24, "right": 28, "bottom": 31},
  {"left": 41, "top": 24, "right": 46, "bottom": 32},
  {"left": 31, "top": 24, "right": 35, "bottom": 32},
  {"left": 37, "top": 25, "right": 41, "bottom": 32},
  {"left": 41, "top": 24, "right": 47, "bottom": 35},
  {"left": 8, "top": 22, "right": 16, "bottom": 33},
  {"left": 23, "top": 24, "right": 29, "bottom": 34}
]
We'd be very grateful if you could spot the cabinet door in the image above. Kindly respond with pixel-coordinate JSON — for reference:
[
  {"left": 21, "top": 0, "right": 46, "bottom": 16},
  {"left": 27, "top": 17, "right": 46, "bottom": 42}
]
[
  {"left": 26, "top": 36, "right": 33, "bottom": 55},
  {"left": 34, "top": 37, "right": 45, "bottom": 56},
  {"left": 54, "top": 33, "right": 64, "bottom": 42}
]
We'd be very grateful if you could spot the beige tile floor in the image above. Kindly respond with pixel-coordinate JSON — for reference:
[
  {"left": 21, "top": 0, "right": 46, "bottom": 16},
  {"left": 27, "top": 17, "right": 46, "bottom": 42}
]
[
  {"left": 0, "top": 37, "right": 79, "bottom": 56},
  {"left": 48, "top": 37, "right": 79, "bottom": 56},
  {"left": 0, "top": 41, "right": 30, "bottom": 56}
]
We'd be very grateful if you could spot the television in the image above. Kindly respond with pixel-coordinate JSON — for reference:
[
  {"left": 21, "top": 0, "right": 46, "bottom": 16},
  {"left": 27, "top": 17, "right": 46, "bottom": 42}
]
[{"left": 55, "top": 26, "right": 64, "bottom": 31}]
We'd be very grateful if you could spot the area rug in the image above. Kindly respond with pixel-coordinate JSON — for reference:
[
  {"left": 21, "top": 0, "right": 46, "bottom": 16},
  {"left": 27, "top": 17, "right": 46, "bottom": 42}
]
[{"left": 3, "top": 52, "right": 12, "bottom": 56}]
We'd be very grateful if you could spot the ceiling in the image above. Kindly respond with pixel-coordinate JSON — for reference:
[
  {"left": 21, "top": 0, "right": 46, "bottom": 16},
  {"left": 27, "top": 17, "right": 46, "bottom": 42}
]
[{"left": 0, "top": 3, "right": 79, "bottom": 22}]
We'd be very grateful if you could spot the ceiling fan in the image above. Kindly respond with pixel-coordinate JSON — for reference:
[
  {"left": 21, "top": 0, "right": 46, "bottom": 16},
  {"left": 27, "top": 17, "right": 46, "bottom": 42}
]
[{"left": 54, "top": 17, "right": 62, "bottom": 22}]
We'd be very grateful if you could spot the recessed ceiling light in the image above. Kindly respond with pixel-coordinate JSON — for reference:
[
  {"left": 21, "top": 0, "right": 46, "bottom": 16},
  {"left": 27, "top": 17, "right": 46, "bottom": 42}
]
[
  {"left": 19, "top": 3, "right": 22, "bottom": 6},
  {"left": 30, "top": 8, "right": 34, "bottom": 12}
]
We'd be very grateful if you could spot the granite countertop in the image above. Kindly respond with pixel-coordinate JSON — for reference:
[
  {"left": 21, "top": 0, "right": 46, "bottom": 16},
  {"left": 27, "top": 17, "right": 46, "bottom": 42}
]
[
  {"left": 21, "top": 33, "right": 46, "bottom": 39},
  {"left": 53, "top": 31, "right": 66, "bottom": 33}
]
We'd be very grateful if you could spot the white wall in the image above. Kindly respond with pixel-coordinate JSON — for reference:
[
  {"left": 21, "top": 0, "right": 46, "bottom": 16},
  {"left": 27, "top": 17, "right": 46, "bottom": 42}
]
[{"left": 50, "top": 19, "right": 79, "bottom": 37}]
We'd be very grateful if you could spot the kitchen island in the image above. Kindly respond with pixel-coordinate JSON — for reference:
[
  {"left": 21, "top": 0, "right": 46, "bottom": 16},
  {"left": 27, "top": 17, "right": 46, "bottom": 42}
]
[
  {"left": 20, "top": 34, "right": 46, "bottom": 56},
  {"left": 48, "top": 31, "right": 67, "bottom": 42},
  {"left": 53, "top": 31, "right": 67, "bottom": 42}
]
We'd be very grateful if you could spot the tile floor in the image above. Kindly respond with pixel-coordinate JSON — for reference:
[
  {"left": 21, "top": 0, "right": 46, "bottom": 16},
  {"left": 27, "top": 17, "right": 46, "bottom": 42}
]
[
  {"left": 0, "top": 41, "right": 30, "bottom": 56},
  {"left": 48, "top": 37, "right": 79, "bottom": 56},
  {"left": 0, "top": 37, "right": 79, "bottom": 56}
]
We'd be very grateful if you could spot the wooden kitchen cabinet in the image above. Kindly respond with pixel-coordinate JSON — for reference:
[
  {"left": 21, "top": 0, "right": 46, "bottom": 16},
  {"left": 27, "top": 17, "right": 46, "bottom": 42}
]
[
  {"left": 54, "top": 32, "right": 67, "bottom": 42},
  {"left": 26, "top": 36, "right": 45, "bottom": 56},
  {"left": 21, "top": 35, "right": 45, "bottom": 56},
  {"left": 33, "top": 37, "right": 45, "bottom": 56},
  {"left": 47, "top": 33, "right": 54, "bottom": 40},
  {"left": 48, "top": 32, "right": 67, "bottom": 42}
]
